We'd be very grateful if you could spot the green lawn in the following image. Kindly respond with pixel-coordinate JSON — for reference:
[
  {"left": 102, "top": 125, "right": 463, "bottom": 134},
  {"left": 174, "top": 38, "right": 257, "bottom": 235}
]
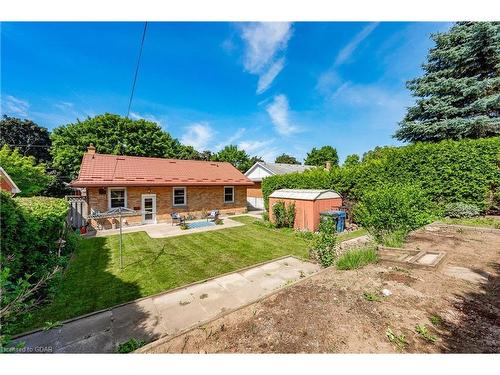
[
  {"left": 440, "top": 216, "right": 500, "bottom": 229},
  {"left": 337, "top": 228, "right": 368, "bottom": 241},
  {"left": 18, "top": 216, "right": 311, "bottom": 333}
]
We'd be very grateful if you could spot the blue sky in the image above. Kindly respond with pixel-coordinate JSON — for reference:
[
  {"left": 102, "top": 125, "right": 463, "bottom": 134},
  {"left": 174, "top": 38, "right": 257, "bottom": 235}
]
[{"left": 1, "top": 22, "right": 452, "bottom": 163}]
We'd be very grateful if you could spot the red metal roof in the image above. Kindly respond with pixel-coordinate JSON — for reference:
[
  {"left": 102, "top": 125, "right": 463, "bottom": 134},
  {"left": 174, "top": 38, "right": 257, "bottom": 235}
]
[{"left": 70, "top": 153, "right": 254, "bottom": 187}]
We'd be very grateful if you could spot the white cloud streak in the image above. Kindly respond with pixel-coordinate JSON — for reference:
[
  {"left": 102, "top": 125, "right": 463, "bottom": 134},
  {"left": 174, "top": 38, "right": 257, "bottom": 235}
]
[
  {"left": 335, "top": 22, "right": 379, "bottom": 66},
  {"left": 239, "top": 22, "right": 292, "bottom": 94},
  {"left": 129, "top": 111, "right": 167, "bottom": 128},
  {"left": 215, "top": 128, "right": 246, "bottom": 151},
  {"left": 1, "top": 95, "right": 30, "bottom": 117},
  {"left": 180, "top": 122, "right": 214, "bottom": 151},
  {"left": 265, "top": 94, "right": 298, "bottom": 136}
]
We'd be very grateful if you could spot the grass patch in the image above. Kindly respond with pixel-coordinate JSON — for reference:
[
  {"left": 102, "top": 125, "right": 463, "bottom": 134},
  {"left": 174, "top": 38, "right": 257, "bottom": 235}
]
[
  {"left": 363, "top": 292, "right": 381, "bottom": 302},
  {"left": 429, "top": 314, "right": 443, "bottom": 326},
  {"left": 386, "top": 328, "right": 408, "bottom": 351},
  {"left": 336, "top": 245, "right": 378, "bottom": 270},
  {"left": 117, "top": 338, "right": 145, "bottom": 353},
  {"left": 15, "top": 216, "right": 309, "bottom": 334},
  {"left": 337, "top": 228, "right": 368, "bottom": 242},
  {"left": 441, "top": 216, "right": 500, "bottom": 229},
  {"left": 415, "top": 324, "right": 437, "bottom": 343}
]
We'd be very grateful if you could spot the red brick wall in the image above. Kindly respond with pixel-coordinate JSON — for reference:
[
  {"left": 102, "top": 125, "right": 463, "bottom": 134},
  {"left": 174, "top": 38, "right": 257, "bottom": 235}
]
[{"left": 87, "top": 185, "right": 247, "bottom": 229}]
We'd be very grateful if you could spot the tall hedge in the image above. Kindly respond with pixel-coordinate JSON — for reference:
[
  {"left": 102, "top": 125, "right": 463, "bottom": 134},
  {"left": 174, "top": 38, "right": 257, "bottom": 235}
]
[
  {"left": 0, "top": 192, "right": 70, "bottom": 280},
  {"left": 262, "top": 137, "right": 500, "bottom": 212}
]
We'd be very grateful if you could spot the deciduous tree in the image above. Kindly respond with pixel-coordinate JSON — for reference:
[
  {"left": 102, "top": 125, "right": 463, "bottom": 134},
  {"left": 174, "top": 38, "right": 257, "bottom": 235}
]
[
  {"left": 275, "top": 153, "right": 300, "bottom": 164},
  {"left": 304, "top": 146, "right": 339, "bottom": 167}
]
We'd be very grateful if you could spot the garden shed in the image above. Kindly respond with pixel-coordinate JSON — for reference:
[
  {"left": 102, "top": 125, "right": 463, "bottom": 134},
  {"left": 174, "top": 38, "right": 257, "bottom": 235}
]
[{"left": 269, "top": 189, "right": 343, "bottom": 232}]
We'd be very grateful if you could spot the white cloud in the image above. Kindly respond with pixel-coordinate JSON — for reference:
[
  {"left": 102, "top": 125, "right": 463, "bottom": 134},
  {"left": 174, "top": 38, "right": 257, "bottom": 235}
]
[
  {"left": 257, "top": 57, "right": 285, "bottom": 94},
  {"left": 239, "top": 22, "right": 292, "bottom": 94},
  {"left": 129, "top": 111, "right": 167, "bottom": 127},
  {"left": 180, "top": 122, "right": 214, "bottom": 151},
  {"left": 266, "top": 94, "right": 298, "bottom": 136},
  {"left": 1, "top": 95, "right": 30, "bottom": 117},
  {"left": 335, "top": 22, "right": 379, "bottom": 66},
  {"left": 238, "top": 139, "right": 278, "bottom": 162},
  {"left": 238, "top": 139, "right": 273, "bottom": 153},
  {"left": 215, "top": 128, "right": 246, "bottom": 151}
]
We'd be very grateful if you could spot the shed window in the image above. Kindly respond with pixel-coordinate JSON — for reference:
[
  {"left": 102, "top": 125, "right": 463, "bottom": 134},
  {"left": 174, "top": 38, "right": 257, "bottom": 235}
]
[
  {"left": 173, "top": 187, "right": 186, "bottom": 206},
  {"left": 109, "top": 188, "right": 126, "bottom": 209},
  {"left": 224, "top": 186, "right": 234, "bottom": 203}
]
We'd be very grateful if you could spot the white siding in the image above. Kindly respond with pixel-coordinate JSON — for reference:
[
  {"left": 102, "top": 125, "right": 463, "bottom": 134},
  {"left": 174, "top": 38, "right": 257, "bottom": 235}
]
[
  {"left": 247, "top": 197, "right": 264, "bottom": 210},
  {"left": 246, "top": 165, "right": 273, "bottom": 181}
]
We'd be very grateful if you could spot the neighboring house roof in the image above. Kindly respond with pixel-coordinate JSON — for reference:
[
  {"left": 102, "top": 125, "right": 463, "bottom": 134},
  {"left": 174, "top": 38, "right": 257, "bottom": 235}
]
[
  {"left": 70, "top": 153, "right": 254, "bottom": 187},
  {"left": 0, "top": 167, "right": 21, "bottom": 194},
  {"left": 245, "top": 162, "right": 314, "bottom": 181},
  {"left": 269, "top": 189, "right": 341, "bottom": 201}
]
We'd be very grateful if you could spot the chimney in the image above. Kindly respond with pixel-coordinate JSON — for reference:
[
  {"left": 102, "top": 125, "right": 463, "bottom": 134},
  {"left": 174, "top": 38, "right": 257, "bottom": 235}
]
[
  {"left": 325, "top": 161, "right": 332, "bottom": 171},
  {"left": 87, "top": 144, "right": 96, "bottom": 154}
]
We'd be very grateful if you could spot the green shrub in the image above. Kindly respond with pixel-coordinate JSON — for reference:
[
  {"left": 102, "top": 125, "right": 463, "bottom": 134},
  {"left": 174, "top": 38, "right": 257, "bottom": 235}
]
[
  {"left": 353, "top": 184, "right": 435, "bottom": 245},
  {"left": 117, "top": 338, "right": 146, "bottom": 353},
  {"left": 444, "top": 202, "right": 481, "bottom": 218},
  {"left": 0, "top": 145, "right": 53, "bottom": 196},
  {"left": 336, "top": 245, "right": 378, "bottom": 270},
  {"left": 309, "top": 217, "right": 338, "bottom": 267},
  {"left": 272, "top": 200, "right": 295, "bottom": 228},
  {"left": 0, "top": 192, "right": 74, "bottom": 334},
  {"left": 262, "top": 137, "right": 500, "bottom": 213}
]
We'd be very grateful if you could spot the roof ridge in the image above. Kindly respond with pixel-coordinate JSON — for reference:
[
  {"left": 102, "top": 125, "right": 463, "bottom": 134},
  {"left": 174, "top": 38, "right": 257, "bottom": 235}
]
[{"left": 87, "top": 152, "right": 231, "bottom": 165}]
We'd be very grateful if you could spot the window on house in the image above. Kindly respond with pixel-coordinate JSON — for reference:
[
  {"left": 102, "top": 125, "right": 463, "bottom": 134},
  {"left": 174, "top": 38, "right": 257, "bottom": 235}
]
[
  {"left": 173, "top": 187, "right": 186, "bottom": 206},
  {"left": 224, "top": 186, "right": 234, "bottom": 203},
  {"left": 109, "top": 188, "right": 126, "bottom": 208}
]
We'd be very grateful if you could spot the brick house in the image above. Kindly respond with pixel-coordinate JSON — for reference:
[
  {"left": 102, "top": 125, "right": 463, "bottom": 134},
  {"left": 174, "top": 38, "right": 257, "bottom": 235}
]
[{"left": 70, "top": 146, "right": 254, "bottom": 229}]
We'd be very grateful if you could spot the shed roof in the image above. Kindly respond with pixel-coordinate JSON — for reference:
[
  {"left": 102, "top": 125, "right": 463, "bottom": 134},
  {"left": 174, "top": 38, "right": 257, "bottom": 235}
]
[
  {"left": 70, "top": 152, "right": 254, "bottom": 187},
  {"left": 269, "top": 189, "right": 341, "bottom": 201}
]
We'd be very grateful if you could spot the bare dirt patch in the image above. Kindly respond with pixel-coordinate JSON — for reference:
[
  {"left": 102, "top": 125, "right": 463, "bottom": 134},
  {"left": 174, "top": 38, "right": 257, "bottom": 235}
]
[{"left": 142, "top": 225, "right": 500, "bottom": 353}]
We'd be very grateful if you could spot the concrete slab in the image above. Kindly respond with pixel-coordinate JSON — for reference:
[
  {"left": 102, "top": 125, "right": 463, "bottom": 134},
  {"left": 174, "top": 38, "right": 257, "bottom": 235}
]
[
  {"left": 443, "top": 266, "right": 489, "bottom": 284},
  {"left": 13, "top": 256, "right": 320, "bottom": 353}
]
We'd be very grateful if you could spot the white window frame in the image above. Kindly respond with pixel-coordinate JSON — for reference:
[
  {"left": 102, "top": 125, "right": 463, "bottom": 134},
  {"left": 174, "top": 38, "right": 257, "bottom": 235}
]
[
  {"left": 108, "top": 187, "right": 127, "bottom": 210},
  {"left": 172, "top": 186, "right": 187, "bottom": 207},
  {"left": 224, "top": 186, "right": 235, "bottom": 204}
]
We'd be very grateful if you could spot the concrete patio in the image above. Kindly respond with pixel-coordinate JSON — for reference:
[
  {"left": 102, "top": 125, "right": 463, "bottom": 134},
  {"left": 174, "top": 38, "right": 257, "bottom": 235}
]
[
  {"left": 87, "top": 217, "right": 245, "bottom": 238},
  {"left": 13, "top": 256, "right": 320, "bottom": 353}
]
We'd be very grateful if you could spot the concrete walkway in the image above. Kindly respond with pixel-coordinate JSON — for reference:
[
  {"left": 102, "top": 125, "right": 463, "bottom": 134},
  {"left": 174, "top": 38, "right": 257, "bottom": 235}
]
[{"left": 14, "top": 256, "right": 320, "bottom": 353}]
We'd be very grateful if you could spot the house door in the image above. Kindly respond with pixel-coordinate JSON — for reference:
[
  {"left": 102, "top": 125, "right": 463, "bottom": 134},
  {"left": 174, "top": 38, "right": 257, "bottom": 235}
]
[{"left": 141, "top": 194, "right": 156, "bottom": 224}]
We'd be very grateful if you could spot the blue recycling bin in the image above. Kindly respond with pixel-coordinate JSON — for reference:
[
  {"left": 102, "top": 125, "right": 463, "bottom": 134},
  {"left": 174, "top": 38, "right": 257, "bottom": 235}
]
[{"left": 319, "top": 210, "right": 346, "bottom": 232}]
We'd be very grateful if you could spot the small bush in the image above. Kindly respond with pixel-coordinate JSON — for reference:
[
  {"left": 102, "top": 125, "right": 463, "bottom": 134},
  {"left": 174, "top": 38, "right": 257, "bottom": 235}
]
[
  {"left": 444, "top": 202, "right": 481, "bottom": 218},
  {"left": 262, "top": 211, "right": 269, "bottom": 221},
  {"left": 272, "top": 200, "right": 295, "bottom": 228},
  {"left": 117, "top": 338, "right": 146, "bottom": 353},
  {"left": 214, "top": 218, "right": 224, "bottom": 225},
  {"left": 309, "top": 217, "right": 338, "bottom": 267},
  {"left": 336, "top": 245, "right": 378, "bottom": 270},
  {"left": 179, "top": 222, "right": 189, "bottom": 230},
  {"left": 354, "top": 184, "right": 435, "bottom": 245},
  {"left": 285, "top": 202, "right": 296, "bottom": 228}
]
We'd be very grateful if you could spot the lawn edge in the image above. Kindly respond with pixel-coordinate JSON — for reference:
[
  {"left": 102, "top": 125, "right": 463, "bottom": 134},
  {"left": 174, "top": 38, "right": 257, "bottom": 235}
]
[{"left": 430, "top": 222, "right": 500, "bottom": 233}]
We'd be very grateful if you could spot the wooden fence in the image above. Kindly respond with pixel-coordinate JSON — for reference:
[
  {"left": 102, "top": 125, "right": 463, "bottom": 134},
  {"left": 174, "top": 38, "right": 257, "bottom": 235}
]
[{"left": 66, "top": 195, "right": 88, "bottom": 229}]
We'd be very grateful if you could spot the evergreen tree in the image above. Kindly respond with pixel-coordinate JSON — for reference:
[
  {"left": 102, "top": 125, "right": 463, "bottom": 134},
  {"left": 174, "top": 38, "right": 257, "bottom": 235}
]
[{"left": 395, "top": 22, "right": 500, "bottom": 142}]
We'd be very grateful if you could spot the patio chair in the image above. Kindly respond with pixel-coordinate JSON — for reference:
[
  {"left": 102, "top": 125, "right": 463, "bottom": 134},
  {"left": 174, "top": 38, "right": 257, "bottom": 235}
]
[
  {"left": 206, "top": 210, "right": 219, "bottom": 222},
  {"left": 171, "top": 212, "right": 185, "bottom": 226}
]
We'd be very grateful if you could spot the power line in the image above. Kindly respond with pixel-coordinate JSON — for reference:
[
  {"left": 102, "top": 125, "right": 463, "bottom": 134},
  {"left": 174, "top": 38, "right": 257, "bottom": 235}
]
[{"left": 126, "top": 22, "right": 148, "bottom": 119}]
